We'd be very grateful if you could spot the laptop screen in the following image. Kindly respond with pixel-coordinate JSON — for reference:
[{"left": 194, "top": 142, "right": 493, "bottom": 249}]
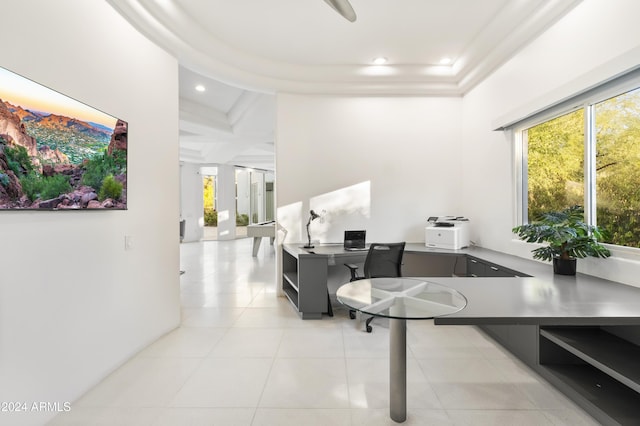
[{"left": 344, "top": 230, "right": 366, "bottom": 249}]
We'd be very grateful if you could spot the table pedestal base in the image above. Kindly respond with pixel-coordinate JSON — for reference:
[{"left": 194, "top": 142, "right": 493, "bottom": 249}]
[
  {"left": 390, "top": 318, "right": 407, "bottom": 423},
  {"left": 336, "top": 278, "right": 466, "bottom": 424}
]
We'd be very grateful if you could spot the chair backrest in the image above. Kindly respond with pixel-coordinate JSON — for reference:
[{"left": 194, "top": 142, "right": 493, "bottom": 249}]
[{"left": 363, "top": 242, "right": 406, "bottom": 278}]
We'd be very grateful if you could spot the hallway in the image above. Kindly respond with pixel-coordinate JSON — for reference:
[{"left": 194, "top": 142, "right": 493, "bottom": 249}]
[{"left": 48, "top": 239, "right": 597, "bottom": 425}]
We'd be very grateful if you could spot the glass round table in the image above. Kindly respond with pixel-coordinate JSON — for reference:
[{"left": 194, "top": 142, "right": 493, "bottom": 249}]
[{"left": 336, "top": 277, "right": 467, "bottom": 423}]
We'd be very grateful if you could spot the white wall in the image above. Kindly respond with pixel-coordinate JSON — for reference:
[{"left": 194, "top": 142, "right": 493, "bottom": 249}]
[
  {"left": 275, "top": 1, "right": 640, "bottom": 286},
  {"left": 0, "top": 2, "right": 180, "bottom": 425},
  {"left": 461, "top": 0, "right": 640, "bottom": 285},
  {"left": 276, "top": 94, "right": 463, "bottom": 245},
  {"left": 180, "top": 162, "right": 205, "bottom": 242},
  {"left": 237, "top": 169, "right": 250, "bottom": 220},
  {"left": 250, "top": 171, "right": 266, "bottom": 223},
  {"left": 216, "top": 164, "right": 238, "bottom": 240}
]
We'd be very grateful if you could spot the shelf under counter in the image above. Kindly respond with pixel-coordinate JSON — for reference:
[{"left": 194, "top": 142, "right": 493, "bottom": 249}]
[
  {"left": 539, "top": 363, "right": 640, "bottom": 425},
  {"left": 540, "top": 327, "right": 640, "bottom": 393},
  {"left": 539, "top": 326, "right": 640, "bottom": 425},
  {"left": 281, "top": 244, "right": 334, "bottom": 319},
  {"left": 282, "top": 285, "right": 299, "bottom": 310},
  {"left": 282, "top": 272, "right": 299, "bottom": 292}
]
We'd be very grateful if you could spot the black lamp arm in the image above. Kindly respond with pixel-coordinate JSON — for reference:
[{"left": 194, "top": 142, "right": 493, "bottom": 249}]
[{"left": 303, "top": 209, "right": 320, "bottom": 248}]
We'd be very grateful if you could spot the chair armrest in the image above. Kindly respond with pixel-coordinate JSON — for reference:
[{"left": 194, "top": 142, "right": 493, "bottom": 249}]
[{"left": 344, "top": 263, "right": 360, "bottom": 281}]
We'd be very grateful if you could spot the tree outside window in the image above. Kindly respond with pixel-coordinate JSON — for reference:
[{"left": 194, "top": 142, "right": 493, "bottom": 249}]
[
  {"left": 526, "top": 109, "right": 584, "bottom": 221},
  {"left": 523, "top": 87, "right": 640, "bottom": 249},
  {"left": 594, "top": 88, "right": 640, "bottom": 247}
]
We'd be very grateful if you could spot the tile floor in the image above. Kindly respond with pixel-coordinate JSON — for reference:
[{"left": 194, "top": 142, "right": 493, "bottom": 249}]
[{"left": 48, "top": 239, "right": 599, "bottom": 425}]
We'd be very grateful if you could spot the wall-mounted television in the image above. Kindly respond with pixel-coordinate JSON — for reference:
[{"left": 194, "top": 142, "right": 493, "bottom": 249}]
[{"left": 0, "top": 66, "right": 127, "bottom": 210}]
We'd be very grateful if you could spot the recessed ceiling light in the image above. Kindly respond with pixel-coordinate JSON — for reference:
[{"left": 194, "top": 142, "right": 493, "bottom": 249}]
[
  {"left": 372, "top": 57, "right": 388, "bottom": 65},
  {"left": 439, "top": 57, "right": 452, "bottom": 65},
  {"left": 195, "top": 84, "right": 206, "bottom": 92}
]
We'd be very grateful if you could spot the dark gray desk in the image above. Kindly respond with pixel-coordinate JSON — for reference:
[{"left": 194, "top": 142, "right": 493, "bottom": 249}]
[
  {"left": 280, "top": 243, "right": 517, "bottom": 319},
  {"left": 430, "top": 274, "right": 640, "bottom": 426},
  {"left": 432, "top": 275, "right": 640, "bottom": 326},
  {"left": 281, "top": 244, "right": 368, "bottom": 319},
  {"left": 281, "top": 242, "right": 519, "bottom": 319},
  {"left": 282, "top": 243, "right": 640, "bottom": 424}
]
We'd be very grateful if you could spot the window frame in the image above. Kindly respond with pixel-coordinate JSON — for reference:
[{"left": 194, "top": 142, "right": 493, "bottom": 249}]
[{"left": 513, "top": 70, "right": 640, "bottom": 256}]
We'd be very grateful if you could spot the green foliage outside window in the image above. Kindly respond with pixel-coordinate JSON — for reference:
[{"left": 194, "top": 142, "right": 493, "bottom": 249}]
[
  {"left": 203, "top": 176, "right": 214, "bottom": 210},
  {"left": 236, "top": 213, "right": 249, "bottom": 226},
  {"left": 204, "top": 208, "right": 217, "bottom": 226},
  {"left": 202, "top": 209, "right": 249, "bottom": 227},
  {"left": 527, "top": 109, "right": 584, "bottom": 220},
  {"left": 593, "top": 89, "right": 640, "bottom": 247},
  {"left": 203, "top": 177, "right": 217, "bottom": 227},
  {"left": 525, "top": 87, "right": 640, "bottom": 248}
]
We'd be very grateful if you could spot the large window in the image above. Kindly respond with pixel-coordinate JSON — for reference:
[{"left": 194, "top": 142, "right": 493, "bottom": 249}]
[
  {"left": 526, "top": 109, "right": 584, "bottom": 220},
  {"left": 520, "top": 86, "right": 640, "bottom": 249}
]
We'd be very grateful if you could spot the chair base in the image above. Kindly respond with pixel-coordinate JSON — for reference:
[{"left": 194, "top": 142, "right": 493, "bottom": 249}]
[
  {"left": 349, "top": 309, "right": 373, "bottom": 332},
  {"left": 365, "top": 316, "right": 373, "bottom": 333}
]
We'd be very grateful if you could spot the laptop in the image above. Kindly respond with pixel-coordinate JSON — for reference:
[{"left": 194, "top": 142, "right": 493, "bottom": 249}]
[{"left": 344, "top": 230, "right": 368, "bottom": 251}]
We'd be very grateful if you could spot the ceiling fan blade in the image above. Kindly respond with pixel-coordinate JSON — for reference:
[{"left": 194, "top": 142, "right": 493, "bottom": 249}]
[{"left": 323, "top": 0, "right": 357, "bottom": 22}]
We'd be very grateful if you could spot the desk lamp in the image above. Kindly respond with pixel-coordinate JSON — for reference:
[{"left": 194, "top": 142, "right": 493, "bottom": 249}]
[{"left": 304, "top": 210, "right": 321, "bottom": 248}]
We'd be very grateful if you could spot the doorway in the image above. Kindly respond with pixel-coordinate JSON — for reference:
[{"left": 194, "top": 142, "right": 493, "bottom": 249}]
[{"left": 202, "top": 167, "right": 274, "bottom": 241}]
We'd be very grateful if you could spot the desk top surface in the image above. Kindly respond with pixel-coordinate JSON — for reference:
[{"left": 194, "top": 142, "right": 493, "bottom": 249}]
[
  {"left": 336, "top": 278, "right": 466, "bottom": 320},
  {"left": 282, "top": 243, "right": 640, "bottom": 326},
  {"left": 282, "top": 242, "right": 444, "bottom": 257},
  {"left": 430, "top": 276, "right": 640, "bottom": 326},
  {"left": 282, "top": 243, "right": 365, "bottom": 256}
]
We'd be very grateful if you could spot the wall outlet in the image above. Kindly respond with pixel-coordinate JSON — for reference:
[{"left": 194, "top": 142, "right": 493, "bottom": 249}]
[{"left": 124, "top": 235, "right": 133, "bottom": 250}]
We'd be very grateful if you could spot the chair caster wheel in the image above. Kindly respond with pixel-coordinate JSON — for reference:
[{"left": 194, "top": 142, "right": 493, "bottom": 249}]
[
  {"left": 366, "top": 325, "right": 372, "bottom": 333},
  {"left": 349, "top": 311, "right": 356, "bottom": 320}
]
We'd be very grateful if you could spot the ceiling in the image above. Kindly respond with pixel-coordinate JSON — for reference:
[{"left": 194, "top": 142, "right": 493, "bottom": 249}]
[{"left": 107, "top": 0, "right": 581, "bottom": 171}]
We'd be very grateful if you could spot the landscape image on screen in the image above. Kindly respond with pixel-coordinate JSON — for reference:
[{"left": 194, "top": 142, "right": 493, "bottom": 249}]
[{"left": 0, "top": 66, "right": 127, "bottom": 210}]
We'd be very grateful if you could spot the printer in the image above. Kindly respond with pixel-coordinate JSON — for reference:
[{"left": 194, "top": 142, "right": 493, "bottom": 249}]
[{"left": 425, "top": 216, "right": 470, "bottom": 250}]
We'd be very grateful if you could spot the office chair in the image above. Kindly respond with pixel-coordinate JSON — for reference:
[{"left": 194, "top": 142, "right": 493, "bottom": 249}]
[{"left": 344, "top": 242, "right": 406, "bottom": 332}]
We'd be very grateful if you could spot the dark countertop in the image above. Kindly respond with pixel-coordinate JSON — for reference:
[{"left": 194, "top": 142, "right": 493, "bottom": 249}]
[
  {"left": 408, "top": 244, "right": 640, "bottom": 326},
  {"left": 283, "top": 242, "right": 640, "bottom": 326},
  {"left": 430, "top": 276, "right": 640, "bottom": 326}
]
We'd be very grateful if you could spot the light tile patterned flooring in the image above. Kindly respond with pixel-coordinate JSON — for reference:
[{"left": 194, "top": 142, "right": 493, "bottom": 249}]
[{"left": 49, "top": 239, "right": 599, "bottom": 425}]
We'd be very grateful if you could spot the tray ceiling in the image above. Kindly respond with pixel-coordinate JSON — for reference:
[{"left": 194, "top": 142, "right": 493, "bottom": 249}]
[{"left": 108, "top": 0, "right": 581, "bottom": 169}]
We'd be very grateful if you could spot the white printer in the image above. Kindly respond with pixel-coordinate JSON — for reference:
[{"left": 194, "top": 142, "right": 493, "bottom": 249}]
[{"left": 425, "top": 216, "right": 470, "bottom": 250}]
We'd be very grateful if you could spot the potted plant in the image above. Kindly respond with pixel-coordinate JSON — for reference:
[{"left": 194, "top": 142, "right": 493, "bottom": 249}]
[{"left": 512, "top": 205, "right": 611, "bottom": 275}]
